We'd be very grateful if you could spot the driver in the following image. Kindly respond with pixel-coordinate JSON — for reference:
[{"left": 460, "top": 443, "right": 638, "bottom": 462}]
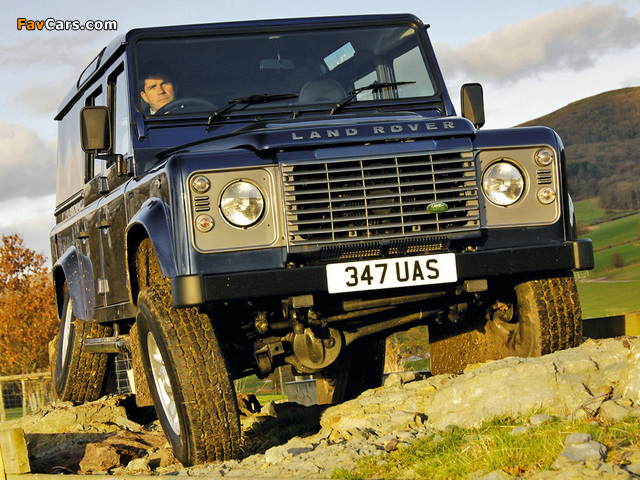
[{"left": 139, "top": 68, "right": 176, "bottom": 114}]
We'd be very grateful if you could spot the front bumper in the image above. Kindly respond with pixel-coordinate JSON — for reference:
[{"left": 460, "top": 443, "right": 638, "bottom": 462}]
[{"left": 172, "top": 239, "right": 593, "bottom": 306}]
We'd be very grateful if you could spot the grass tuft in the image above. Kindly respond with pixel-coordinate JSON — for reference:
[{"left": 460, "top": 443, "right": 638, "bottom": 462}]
[{"left": 330, "top": 415, "right": 640, "bottom": 479}]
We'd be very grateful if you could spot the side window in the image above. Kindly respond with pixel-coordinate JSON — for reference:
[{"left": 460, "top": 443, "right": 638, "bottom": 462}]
[
  {"left": 85, "top": 87, "right": 105, "bottom": 182},
  {"left": 110, "top": 65, "right": 131, "bottom": 156}
]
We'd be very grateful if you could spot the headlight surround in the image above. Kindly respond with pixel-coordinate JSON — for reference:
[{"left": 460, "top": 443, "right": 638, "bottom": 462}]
[
  {"left": 220, "top": 180, "right": 265, "bottom": 227},
  {"left": 482, "top": 161, "right": 525, "bottom": 206}
]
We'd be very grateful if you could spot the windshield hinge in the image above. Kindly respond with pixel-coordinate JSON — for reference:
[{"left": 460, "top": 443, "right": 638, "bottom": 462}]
[{"left": 134, "top": 112, "right": 145, "bottom": 140}]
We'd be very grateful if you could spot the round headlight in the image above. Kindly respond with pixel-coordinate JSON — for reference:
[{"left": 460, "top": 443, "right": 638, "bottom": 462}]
[
  {"left": 482, "top": 162, "right": 525, "bottom": 206},
  {"left": 220, "top": 181, "right": 265, "bottom": 227}
]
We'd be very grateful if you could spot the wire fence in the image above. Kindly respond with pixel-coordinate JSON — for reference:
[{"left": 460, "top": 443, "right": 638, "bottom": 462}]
[
  {"left": 0, "top": 372, "right": 52, "bottom": 422},
  {"left": 0, "top": 355, "right": 132, "bottom": 424}
]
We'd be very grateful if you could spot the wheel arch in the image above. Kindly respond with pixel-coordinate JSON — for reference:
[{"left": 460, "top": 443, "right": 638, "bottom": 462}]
[
  {"left": 52, "top": 246, "right": 95, "bottom": 321},
  {"left": 126, "top": 198, "right": 178, "bottom": 306}
]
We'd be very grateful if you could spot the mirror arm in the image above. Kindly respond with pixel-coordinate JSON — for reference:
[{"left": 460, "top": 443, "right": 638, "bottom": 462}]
[{"left": 95, "top": 154, "right": 126, "bottom": 177}]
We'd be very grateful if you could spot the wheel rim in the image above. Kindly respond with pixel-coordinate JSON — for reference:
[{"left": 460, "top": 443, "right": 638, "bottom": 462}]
[
  {"left": 60, "top": 298, "right": 74, "bottom": 368},
  {"left": 147, "top": 332, "right": 180, "bottom": 435}
]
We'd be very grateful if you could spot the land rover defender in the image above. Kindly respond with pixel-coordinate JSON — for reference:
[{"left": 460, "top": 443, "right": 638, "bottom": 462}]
[{"left": 50, "top": 14, "right": 594, "bottom": 466}]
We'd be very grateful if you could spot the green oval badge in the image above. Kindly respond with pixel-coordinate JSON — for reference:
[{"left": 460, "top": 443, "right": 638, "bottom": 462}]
[{"left": 426, "top": 202, "right": 449, "bottom": 214}]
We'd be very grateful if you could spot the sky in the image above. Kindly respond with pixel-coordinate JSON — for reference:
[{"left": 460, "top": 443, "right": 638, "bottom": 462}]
[{"left": 1, "top": 0, "right": 639, "bottom": 258}]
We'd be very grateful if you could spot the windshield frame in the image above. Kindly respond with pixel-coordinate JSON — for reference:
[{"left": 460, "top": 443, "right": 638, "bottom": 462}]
[{"left": 130, "top": 16, "right": 444, "bottom": 122}]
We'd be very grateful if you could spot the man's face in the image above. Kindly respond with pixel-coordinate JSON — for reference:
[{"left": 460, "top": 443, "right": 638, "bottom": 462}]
[{"left": 140, "top": 77, "right": 175, "bottom": 112}]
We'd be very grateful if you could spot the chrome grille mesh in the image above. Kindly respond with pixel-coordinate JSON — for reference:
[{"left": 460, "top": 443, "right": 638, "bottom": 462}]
[{"left": 281, "top": 153, "right": 479, "bottom": 246}]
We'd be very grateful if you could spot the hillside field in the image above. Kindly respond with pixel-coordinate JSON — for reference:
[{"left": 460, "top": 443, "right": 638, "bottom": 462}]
[{"left": 574, "top": 198, "right": 639, "bottom": 318}]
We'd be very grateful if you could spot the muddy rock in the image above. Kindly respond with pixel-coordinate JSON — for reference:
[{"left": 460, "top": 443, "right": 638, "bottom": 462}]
[
  {"left": 3, "top": 395, "right": 171, "bottom": 474},
  {"left": 79, "top": 444, "right": 127, "bottom": 473}
]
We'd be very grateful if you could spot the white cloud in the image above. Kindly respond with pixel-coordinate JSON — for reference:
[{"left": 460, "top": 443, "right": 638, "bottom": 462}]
[
  {"left": 0, "top": 194, "right": 55, "bottom": 260},
  {"left": 0, "top": 32, "right": 111, "bottom": 70},
  {"left": 436, "top": 3, "right": 640, "bottom": 84},
  {"left": 0, "top": 123, "right": 56, "bottom": 200},
  {"left": 17, "top": 75, "right": 77, "bottom": 115},
  {"left": 621, "top": 75, "right": 640, "bottom": 87},
  {"left": 2, "top": 32, "right": 113, "bottom": 116}
]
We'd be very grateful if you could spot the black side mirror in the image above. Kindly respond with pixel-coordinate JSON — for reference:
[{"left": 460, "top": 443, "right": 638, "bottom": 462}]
[
  {"left": 460, "top": 83, "right": 485, "bottom": 129},
  {"left": 80, "top": 106, "right": 112, "bottom": 153}
]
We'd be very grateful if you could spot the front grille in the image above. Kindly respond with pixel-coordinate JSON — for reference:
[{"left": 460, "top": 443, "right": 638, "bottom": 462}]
[
  {"left": 281, "top": 152, "right": 479, "bottom": 246},
  {"left": 318, "top": 236, "right": 450, "bottom": 262}
]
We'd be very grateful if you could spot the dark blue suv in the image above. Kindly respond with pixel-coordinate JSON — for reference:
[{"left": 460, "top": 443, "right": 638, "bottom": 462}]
[{"left": 50, "top": 14, "right": 593, "bottom": 466}]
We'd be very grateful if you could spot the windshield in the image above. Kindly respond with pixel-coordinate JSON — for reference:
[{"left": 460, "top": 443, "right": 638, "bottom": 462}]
[{"left": 133, "top": 23, "right": 437, "bottom": 117}]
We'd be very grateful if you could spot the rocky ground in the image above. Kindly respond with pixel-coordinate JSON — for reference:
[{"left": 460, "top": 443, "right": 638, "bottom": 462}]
[{"left": 4, "top": 336, "right": 640, "bottom": 479}]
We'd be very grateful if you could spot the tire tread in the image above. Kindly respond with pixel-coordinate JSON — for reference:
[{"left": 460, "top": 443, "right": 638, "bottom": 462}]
[{"left": 136, "top": 239, "right": 240, "bottom": 465}]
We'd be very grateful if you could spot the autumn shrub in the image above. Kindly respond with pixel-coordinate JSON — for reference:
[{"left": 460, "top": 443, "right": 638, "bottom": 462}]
[{"left": 0, "top": 233, "right": 58, "bottom": 375}]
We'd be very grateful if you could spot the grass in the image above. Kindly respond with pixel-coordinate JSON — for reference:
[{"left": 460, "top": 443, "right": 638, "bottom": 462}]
[
  {"left": 573, "top": 198, "right": 634, "bottom": 225},
  {"left": 600, "top": 263, "right": 640, "bottom": 282},
  {"left": 572, "top": 199, "right": 639, "bottom": 318},
  {"left": 330, "top": 415, "right": 640, "bottom": 479},
  {"left": 404, "top": 358, "right": 431, "bottom": 372},
  {"left": 2, "top": 407, "right": 27, "bottom": 421},
  {"left": 576, "top": 281, "right": 640, "bottom": 318},
  {"left": 256, "top": 393, "right": 287, "bottom": 404},
  {"left": 235, "top": 373, "right": 290, "bottom": 405},
  {"left": 579, "top": 210, "right": 640, "bottom": 279},
  {"left": 574, "top": 199, "right": 606, "bottom": 224},
  {"left": 585, "top": 214, "right": 640, "bottom": 249},
  {"left": 593, "top": 246, "right": 640, "bottom": 279}
]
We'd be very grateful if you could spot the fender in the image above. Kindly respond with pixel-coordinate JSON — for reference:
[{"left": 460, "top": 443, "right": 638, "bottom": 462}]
[
  {"left": 52, "top": 246, "right": 96, "bottom": 322},
  {"left": 126, "top": 197, "right": 178, "bottom": 305}
]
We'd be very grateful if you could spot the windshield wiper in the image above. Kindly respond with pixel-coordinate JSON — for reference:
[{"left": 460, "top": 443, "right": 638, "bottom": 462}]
[
  {"left": 207, "top": 93, "right": 298, "bottom": 124},
  {"left": 330, "top": 81, "right": 416, "bottom": 115}
]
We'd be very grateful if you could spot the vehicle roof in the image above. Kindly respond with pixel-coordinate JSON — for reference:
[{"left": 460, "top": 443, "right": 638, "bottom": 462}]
[
  {"left": 55, "top": 14, "right": 426, "bottom": 117},
  {"left": 125, "top": 13, "right": 424, "bottom": 38}
]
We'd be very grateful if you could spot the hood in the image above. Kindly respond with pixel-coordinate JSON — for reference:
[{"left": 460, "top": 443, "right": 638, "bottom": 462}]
[{"left": 174, "top": 113, "right": 477, "bottom": 155}]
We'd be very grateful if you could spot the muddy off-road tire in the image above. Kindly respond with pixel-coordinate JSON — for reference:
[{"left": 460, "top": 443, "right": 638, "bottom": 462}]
[
  {"left": 315, "top": 338, "right": 385, "bottom": 405},
  {"left": 135, "top": 240, "right": 241, "bottom": 466},
  {"left": 430, "top": 274, "right": 582, "bottom": 375},
  {"left": 487, "top": 274, "right": 582, "bottom": 357},
  {"left": 53, "top": 287, "right": 111, "bottom": 402}
]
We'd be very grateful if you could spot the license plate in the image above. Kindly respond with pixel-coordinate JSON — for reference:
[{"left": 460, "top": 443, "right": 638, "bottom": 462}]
[{"left": 326, "top": 253, "right": 457, "bottom": 294}]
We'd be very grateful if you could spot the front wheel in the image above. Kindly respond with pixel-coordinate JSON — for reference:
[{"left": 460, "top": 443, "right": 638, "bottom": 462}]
[
  {"left": 486, "top": 274, "right": 582, "bottom": 357},
  {"left": 430, "top": 274, "right": 582, "bottom": 375},
  {"left": 136, "top": 288, "right": 241, "bottom": 466}
]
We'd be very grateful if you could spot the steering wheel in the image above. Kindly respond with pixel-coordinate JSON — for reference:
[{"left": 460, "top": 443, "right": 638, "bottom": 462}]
[{"left": 155, "top": 98, "right": 216, "bottom": 115}]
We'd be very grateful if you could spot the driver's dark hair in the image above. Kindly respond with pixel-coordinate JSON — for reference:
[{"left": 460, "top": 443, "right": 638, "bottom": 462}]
[{"left": 138, "top": 63, "right": 174, "bottom": 93}]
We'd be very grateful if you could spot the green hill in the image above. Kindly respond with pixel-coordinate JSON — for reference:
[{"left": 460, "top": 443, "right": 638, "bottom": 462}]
[
  {"left": 519, "top": 86, "right": 640, "bottom": 209},
  {"left": 572, "top": 199, "right": 639, "bottom": 318}
]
